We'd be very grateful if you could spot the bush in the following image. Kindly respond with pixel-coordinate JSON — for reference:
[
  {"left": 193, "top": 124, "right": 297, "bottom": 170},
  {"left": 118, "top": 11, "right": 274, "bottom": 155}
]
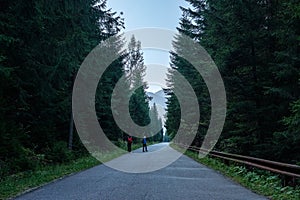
[
  {"left": 46, "top": 141, "right": 74, "bottom": 164},
  {"left": 114, "top": 139, "right": 127, "bottom": 150},
  {"left": 2, "top": 147, "right": 43, "bottom": 178},
  {"left": 0, "top": 160, "right": 10, "bottom": 180}
]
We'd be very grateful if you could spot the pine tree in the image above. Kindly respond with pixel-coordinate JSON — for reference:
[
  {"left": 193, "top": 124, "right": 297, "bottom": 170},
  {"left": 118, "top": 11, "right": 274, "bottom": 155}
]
[
  {"left": 273, "top": 99, "right": 300, "bottom": 164},
  {"left": 0, "top": 0, "right": 124, "bottom": 175},
  {"left": 165, "top": 24, "right": 211, "bottom": 146},
  {"left": 165, "top": 88, "right": 181, "bottom": 140},
  {"left": 170, "top": 0, "right": 300, "bottom": 162},
  {"left": 125, "top": 36, "right": 150, "bottom": 132},
  {"left": 149, "top": 103, "right": 163, "bottom": 142}
]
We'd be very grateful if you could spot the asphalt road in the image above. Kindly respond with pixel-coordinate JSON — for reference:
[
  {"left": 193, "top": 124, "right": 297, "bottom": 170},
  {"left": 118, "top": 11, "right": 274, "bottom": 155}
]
[{"left": 14, "top": 143, "right": 268, "bottom": 200}]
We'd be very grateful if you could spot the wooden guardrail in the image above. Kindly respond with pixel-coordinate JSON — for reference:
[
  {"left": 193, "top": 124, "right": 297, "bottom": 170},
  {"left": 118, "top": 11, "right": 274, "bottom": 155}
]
[{"left": 176, "top": 143, "right": 300, "bottom": 187}]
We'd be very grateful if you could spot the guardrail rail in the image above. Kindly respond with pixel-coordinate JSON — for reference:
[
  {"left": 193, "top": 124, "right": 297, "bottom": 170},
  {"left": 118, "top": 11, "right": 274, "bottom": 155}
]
[{"left": 176, "top": 143, "right": 300, "bottom": 187}]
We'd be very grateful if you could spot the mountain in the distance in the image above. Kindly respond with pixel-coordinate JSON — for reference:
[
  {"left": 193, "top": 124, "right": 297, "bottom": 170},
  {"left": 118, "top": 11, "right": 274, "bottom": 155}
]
[
  {"left": 147, "top": 90, "right": 167, "bottom": 125},
  {"left": 147, "top": 90, "right": 167, "bottom": 109}
]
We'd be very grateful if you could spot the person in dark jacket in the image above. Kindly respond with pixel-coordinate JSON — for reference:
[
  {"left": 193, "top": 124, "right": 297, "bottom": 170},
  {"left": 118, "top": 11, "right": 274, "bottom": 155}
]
[{"left": 142, "top": 136, "right": 148, "bottom": 152}]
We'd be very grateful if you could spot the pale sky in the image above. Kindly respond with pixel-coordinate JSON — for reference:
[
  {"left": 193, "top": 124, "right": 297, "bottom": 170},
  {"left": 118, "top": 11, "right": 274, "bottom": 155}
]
[
  {"left": 107, "top": 0, "right": 189, "bottom": 92},
  {"left": 107, "top": 0, "right": 188, "bottom": 31}
]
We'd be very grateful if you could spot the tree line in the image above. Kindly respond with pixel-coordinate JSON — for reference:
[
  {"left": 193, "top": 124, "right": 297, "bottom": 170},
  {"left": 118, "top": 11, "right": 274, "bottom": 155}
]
[
  {"left": 0, "top": 0, "right": 162, "bottom": 178},
  {"left": 165, "top": 0, "right": 299, "bottom": 164}
]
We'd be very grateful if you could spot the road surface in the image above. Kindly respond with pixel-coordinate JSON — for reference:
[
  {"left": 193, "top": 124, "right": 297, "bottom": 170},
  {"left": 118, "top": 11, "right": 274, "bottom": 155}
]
[{"left": 14, "top": 143, "right": 268, "bottom": 200}]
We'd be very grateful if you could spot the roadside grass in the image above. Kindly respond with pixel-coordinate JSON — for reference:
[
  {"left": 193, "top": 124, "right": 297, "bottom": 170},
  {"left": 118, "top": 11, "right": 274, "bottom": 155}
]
[
  {"left": 0, "top": 155, "right": 100, "bottom": 200},
  {"left": 171, "top": 143, "right": 300, "bottom": 200},
  {"left": 1, "top": 141, "right": 158, "bottom": 200}
]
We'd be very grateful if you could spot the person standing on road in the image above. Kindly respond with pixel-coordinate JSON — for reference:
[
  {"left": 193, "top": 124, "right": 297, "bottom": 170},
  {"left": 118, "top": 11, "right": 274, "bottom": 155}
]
[
  {"left": 142, "top": 136, "right": 148, "bottom": 152},
  {"left": 127, "top": 136, "right": 133, "bottom": 152}
]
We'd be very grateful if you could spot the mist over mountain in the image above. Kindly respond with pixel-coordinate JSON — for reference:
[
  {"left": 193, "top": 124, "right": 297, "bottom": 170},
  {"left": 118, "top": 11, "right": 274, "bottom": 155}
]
[
  {"left": 147, "top": 90, "right": 167, "bottom": 126},
  {"left": 147, "top": 90, "right": 167, "bottom": 109}
]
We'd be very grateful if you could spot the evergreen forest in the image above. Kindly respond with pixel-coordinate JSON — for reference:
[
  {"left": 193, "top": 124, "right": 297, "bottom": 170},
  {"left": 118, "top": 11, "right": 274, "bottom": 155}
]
[
  {"left": 165, "top": 0, "right": 300, "bottom": 164},
  {"left": 0, "top": 0, "right": 299, "bottom": 182}
]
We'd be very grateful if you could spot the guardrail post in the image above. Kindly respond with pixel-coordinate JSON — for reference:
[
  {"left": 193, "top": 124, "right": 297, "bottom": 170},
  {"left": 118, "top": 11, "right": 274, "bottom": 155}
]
[
  {"left": 282, "top": 175, "right": 296, "bottom": 187},
  {"left": 224, "top": 159, "right": 230, "bottom": 166}
]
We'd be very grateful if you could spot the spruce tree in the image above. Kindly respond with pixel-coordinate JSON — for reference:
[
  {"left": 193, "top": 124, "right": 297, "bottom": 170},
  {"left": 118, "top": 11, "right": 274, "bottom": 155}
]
[
  {"left": 168, "top": 0, "right": 300, "bottom": 162},
  {"left": 125, "top": 36, "right": 150, "bottom": 134},
  {"left": 0, "top": 0, "right": 124, "bottom": 174},
  {"left": 149, "top": 103, "right": 163, "bottom": 142}
]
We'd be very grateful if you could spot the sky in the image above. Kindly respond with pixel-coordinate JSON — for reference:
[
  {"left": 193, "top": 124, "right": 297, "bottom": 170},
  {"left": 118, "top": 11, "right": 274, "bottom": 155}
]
[
  {"left": 106, "top": 0, "right": 188, "bottom": 31},
  {"left": 106, "top": 0, "right": 189, "bottom": 93}
]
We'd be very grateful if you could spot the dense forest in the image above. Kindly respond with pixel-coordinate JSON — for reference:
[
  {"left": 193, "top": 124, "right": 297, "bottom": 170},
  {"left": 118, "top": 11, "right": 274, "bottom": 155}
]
[
  {"left": 165, "top": 0, "right": 300, "bottom": 164},
  {"left": 0, "top": 0, "right": 121, "bottom": 177},
  {"left": 0, "top": 0, "right": 162, "bottom": 178},
  {"left": 1, "top": 0, "right": 299, "bottom": 181}
]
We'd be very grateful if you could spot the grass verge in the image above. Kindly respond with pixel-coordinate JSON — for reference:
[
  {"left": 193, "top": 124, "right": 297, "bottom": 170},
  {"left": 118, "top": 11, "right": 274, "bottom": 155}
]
[
  {"left": 171, "top": 143, "right": 300, "bottom": 200},
  {"left": 1, "top": 142, "right": 159, "bottom": 199},
  {"left": 0, "top": 155, "right": 100, "bottom": 200}
]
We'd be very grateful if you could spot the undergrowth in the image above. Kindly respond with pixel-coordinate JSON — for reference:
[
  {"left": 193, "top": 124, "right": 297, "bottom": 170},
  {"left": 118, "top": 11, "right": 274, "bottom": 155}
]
[{"left": 172, "top": 144, "right": 300, "bottom": 200}]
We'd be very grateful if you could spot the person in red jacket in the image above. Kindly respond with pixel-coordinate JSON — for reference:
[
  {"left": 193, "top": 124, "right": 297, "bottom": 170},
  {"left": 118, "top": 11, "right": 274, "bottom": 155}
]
[{"left": 127, "top": 136, "right": 133, "bottom": 152}]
